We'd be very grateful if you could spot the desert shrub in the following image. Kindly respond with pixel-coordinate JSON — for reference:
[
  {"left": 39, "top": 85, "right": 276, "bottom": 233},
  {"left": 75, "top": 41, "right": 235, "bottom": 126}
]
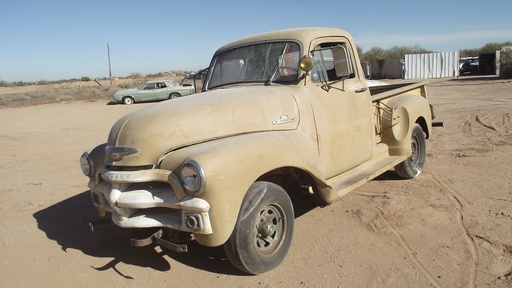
[
  {"left": 80, "top": 76, "right": 91, "bottom": 81},
  {"left": 145, "top": 72, "right": 164, "bottom": 78},
  {"left": 118, "top": 83, "right": 134, "bottom": 89},
  {"left": 0, "top": 85, "right": 120, "bottom": 108},
  {"left": 117, "top": 78, "right": 146, "bottom": 89},
  {"left": 0, "top": 80, "right": 12, "bottom": 87},
  {"left": 128, "top": 72, "right": 143, "bottom": 78}
]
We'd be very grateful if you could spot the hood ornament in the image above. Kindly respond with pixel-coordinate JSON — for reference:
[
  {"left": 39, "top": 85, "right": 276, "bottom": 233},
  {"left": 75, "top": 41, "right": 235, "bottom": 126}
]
[
  {"left": 105, "top": 146, "right": 140, "bottom": 161},
  {"left": 272, "top": 115, "right": 296, "bottom": 125}
]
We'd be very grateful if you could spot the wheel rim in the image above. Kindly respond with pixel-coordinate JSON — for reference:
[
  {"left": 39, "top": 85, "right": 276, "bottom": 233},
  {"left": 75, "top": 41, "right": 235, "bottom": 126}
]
[
  {"left": 253, "top": 204, "right": 286, "bottom": 256},
  {"left": 410, "top": 133, "right": 422, "bottom": 167}
]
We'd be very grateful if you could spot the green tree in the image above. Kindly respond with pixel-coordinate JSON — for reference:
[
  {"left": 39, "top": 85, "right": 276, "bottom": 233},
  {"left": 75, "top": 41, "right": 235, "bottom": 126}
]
[
  {"left": 461, "top": 41, "right": 512, "bottom": 57},
  {"left": 356, "top": 46, "right": 363, "bottom": 59},
  {"left": 362, "top": 46, "right": 386, "bottom": 61},
  {"left": 361, "top": 45, "right": 432, "bottom": 61}
]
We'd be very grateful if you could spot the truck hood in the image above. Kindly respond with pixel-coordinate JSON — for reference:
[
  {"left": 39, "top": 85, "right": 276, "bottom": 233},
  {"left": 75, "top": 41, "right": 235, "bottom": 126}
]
[{"left": 106, "top": 85, "right": 300, "bottom": 166}]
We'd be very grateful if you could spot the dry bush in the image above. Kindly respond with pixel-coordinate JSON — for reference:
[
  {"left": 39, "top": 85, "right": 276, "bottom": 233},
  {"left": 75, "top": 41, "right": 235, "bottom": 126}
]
[
  {"left": 0, "top": 72, "right": 198, "bottom": 108},
  {"left": 0, "top": 86, "right": 120, "bottom": 108}
]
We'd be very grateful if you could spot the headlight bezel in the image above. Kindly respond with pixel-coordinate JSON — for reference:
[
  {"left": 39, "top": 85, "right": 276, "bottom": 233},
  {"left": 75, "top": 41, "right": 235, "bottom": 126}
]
[
  {"left": 80, "top": 152, "right": 93, "bottom": 177},
  {"left": 180, "top": 159, "right": 206, "bottom": 196}
]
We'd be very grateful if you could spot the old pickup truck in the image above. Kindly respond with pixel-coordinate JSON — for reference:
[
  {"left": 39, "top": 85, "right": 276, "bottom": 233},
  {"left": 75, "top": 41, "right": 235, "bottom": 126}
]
[{"left": 80, "top": 27, "right": 434, "bottom": 274}]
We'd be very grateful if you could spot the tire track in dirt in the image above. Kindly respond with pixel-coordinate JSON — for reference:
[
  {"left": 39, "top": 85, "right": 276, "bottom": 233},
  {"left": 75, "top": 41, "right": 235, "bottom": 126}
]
[
  {"left": 462, "top": 109, "right": 512, "bottom": 155},
  {"left": 351, "top": 191, "right": 443, "bottom": 285},
  {"left": 431, "top": 174, "right": 478, "bottom": 288},
  {"left": 375, "top": 206, "right": 443, "bottom": 288}
]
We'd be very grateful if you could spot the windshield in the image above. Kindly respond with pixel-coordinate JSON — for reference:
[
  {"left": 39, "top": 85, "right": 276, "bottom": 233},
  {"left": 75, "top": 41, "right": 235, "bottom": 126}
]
[{"left": 206, "top": 41, "right": 301, "bottom": 89}]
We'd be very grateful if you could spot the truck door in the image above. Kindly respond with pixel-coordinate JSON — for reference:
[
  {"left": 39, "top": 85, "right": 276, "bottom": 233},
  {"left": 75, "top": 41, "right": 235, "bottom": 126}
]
[{"left": 308, "top": 38, "right": 374, "bottom": 178}]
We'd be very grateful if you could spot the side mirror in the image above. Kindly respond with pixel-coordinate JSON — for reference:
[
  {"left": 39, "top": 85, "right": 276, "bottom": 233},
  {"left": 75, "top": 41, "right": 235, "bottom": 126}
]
[{"left": 360, "top": 61, "right": 371, "bottom": 79}]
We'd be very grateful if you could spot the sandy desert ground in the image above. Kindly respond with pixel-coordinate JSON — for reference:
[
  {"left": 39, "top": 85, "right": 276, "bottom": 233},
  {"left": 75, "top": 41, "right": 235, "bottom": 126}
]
[{"left": 0, "top": 76, "right": 511, "bottom": 287}]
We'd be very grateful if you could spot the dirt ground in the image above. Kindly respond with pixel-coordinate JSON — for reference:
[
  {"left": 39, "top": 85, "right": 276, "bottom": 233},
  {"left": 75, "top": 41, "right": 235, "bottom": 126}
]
[{"left": 0, "top": 76, "right": 511, "bottom": 287}]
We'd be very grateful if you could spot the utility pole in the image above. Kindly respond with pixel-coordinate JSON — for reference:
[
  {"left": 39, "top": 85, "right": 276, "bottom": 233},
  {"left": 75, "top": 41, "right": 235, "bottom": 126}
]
[{"left": 107, "top": 43, "right": 112, "bottom": 85}]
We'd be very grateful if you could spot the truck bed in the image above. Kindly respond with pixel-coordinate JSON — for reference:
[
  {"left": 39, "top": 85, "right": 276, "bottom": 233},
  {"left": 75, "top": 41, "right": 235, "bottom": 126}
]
[{"left": 369, "top": 82, "right": 428, "bottom": 102}]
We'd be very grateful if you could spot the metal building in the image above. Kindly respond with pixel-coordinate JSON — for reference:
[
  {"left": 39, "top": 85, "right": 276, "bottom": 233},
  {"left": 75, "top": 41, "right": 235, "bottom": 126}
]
[{"left": 404, "top": 51, "right": 460, "bottom": 80}]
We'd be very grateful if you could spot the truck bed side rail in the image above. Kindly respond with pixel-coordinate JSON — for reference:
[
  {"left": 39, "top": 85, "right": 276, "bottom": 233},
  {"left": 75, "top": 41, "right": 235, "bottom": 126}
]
[{"left": 371, "top": 82, "right": 428, "bottom": 102}]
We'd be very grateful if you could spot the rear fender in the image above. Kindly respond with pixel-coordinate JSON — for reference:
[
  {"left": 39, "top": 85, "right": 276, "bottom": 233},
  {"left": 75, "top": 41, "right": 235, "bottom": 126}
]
[{"left": 381, "top": 93, "right": 432, "bottom": 155}]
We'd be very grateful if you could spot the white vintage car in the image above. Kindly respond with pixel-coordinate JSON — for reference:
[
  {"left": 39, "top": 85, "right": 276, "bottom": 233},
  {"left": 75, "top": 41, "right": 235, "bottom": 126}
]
[{"left": 112, "top": 80, "right": 195, "bottom": 105}]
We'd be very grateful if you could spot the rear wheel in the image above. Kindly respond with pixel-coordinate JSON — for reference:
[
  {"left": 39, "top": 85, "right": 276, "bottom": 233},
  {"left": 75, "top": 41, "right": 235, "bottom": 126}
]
[
  {"left": 224, "top": 181, "right": 294, "bottom": 275},
  {"left": 122, "top": 96, "right": 134, "bottom": 105},
  {"left": 169, "top": 92, "right": 181, "bottom": 99},
  {"left": 395, "top": 124, "right": 426, "bottom": 178}
]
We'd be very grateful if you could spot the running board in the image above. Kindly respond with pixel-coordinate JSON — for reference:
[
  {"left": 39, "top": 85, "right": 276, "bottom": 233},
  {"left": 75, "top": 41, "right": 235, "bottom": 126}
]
[{"left": 324, "top": 153, "right": 408, "bottom": 203}]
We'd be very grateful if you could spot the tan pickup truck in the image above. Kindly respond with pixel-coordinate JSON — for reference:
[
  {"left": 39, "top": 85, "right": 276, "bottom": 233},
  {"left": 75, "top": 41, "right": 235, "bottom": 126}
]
[{"left": 80, "top": 27, "right": 434, "bottom": 274}]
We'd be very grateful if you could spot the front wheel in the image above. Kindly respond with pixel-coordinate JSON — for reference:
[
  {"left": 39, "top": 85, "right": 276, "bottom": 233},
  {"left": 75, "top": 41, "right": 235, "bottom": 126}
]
[
  {"left": 224, "top": 181, "right": 294, "bottom": 275},
  {"left": 122, "top": 96, "right": 134, "bottom": 105},
  {"left": 395, "top": 124, "right": 426, "bottom": 178}
]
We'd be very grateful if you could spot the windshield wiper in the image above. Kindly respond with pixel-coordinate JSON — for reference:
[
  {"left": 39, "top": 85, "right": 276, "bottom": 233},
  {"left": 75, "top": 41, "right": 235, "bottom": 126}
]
[
  {"left": 265, "top": 45, "right": 288, "bottom": 86},
  {"left": 265, "top": 65, "right": 280, "bottom": 86}
]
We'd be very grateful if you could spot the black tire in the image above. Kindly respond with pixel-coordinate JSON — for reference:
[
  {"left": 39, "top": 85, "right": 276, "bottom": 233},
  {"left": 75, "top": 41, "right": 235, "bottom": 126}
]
[
  {"left": 169, "top": 92, "right": 181, "bottom": 99},
  {"left": 122, "top": 96, "right": 134, "bottom": 105},
  {"left": 395, "top": 124, "right": 426, "bottom": 179},
  {"left": 224, "top": 181, "right": 294, "bottom": 275}
]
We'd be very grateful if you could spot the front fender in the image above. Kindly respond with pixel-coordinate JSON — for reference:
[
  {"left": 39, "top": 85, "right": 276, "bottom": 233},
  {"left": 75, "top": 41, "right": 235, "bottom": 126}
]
[
  {"left": 160, "top": 130, "right": 322, "bottom": 247},
  {"left": 83, "top": 143, "right": 107, "bottom": 181}
]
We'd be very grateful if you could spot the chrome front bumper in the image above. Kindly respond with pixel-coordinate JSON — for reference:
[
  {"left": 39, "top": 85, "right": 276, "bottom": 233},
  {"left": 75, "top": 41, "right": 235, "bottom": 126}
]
[{"left": 88, "top": 168, "right": 212, "bottom": 235}]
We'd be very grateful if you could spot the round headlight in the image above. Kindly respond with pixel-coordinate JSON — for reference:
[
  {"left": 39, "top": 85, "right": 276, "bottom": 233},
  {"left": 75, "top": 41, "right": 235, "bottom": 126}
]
[
  {"left": 80, "top": 153, "right": 92, "bottom": 176},
  {"left": 299, "top": 55, "right": 314, "bottom": 72},
  {"left": 180, "top": 160, "right": 206, "bottom": 195}
]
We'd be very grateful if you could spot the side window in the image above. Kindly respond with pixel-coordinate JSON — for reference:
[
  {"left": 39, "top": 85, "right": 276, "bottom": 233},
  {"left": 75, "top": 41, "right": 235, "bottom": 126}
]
[
  {"left": 157, "top": 82, "right": 167, "bottom": 89},
  {"left": 311, "top": 42, "right": 354, "bottom": 83},
  {"left": 143, "top": 83, "right": 156, "bottom": 90}
]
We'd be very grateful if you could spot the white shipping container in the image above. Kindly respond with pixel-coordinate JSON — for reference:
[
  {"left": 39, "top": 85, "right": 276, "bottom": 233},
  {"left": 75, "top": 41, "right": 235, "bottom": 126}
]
[{"left": 404, "top": 51, "right": 460, "bottom": 80}]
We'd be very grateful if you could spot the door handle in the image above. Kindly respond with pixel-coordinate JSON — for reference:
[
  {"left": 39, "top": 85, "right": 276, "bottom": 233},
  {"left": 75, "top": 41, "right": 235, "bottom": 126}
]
[{"left": 355, "top": 87, "right": 368, "bottom": 93}]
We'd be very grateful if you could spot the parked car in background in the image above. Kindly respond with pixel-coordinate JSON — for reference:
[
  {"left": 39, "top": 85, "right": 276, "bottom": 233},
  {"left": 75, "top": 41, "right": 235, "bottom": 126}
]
[
  {"left": 113, "top": 80, "right": 195, "bottom": 105},
  {"left": 459, "top": 57, "right": 479, "bottom": 75}
]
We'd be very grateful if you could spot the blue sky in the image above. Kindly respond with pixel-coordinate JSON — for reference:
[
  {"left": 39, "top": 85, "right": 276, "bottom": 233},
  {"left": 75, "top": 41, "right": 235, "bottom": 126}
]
[{"left": 1, "top": 0, "right": 511, "bottom": 82}]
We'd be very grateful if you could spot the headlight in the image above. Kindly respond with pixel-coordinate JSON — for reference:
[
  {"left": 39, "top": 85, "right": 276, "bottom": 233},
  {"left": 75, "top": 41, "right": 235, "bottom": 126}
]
[
  {"left": 80, "top": 152, "right": 93, "bottom": 177},
  {"left": 180, "top": 160, "right": 206, "bottom": 196}
]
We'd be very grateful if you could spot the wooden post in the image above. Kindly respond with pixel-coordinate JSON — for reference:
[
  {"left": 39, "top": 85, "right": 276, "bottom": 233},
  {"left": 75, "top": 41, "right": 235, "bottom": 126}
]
[{"left": 107, "top": 43, "right": 112, "bottom": 86}]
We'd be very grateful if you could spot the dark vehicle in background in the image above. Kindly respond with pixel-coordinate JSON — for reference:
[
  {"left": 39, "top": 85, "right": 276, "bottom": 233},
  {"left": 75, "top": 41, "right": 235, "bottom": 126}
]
[{"left": 459, "top": 57, "right": 479, "bottom": 75}]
